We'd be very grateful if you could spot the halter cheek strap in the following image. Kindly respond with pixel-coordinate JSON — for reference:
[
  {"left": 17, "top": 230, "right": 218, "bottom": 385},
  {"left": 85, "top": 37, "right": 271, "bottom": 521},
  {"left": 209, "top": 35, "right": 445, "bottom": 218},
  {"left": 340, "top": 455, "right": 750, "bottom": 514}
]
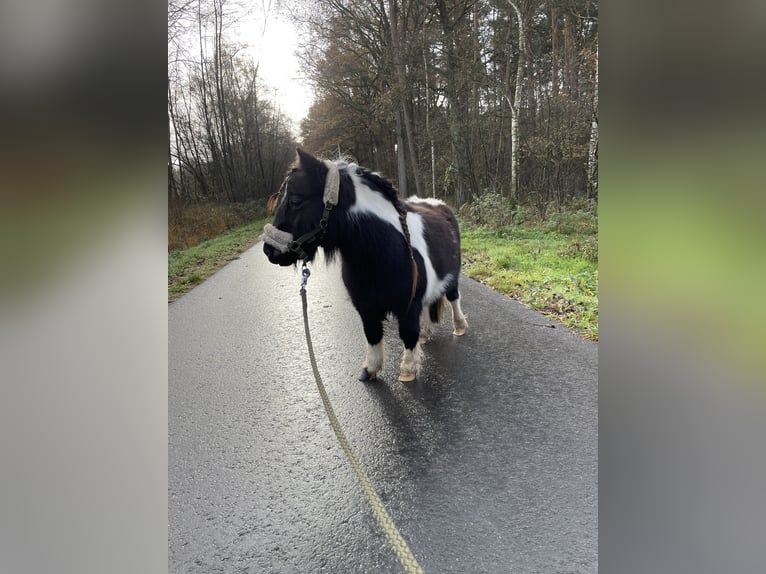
[{"left": 286, "top": 201, "right": 333, "bottom": 260}]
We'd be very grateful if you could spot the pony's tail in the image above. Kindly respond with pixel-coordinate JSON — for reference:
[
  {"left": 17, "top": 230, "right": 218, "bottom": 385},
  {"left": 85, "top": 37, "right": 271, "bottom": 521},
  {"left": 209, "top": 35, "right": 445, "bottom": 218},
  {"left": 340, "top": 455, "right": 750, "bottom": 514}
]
[{"left": 429, "top": 297, "right": 445, "bottom": 323}]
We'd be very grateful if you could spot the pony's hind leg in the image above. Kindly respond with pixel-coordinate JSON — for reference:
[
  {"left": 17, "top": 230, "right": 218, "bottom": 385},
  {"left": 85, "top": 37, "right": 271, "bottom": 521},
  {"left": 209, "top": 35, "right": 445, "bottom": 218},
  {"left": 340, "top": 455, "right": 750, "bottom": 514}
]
[
  {"left": 419, "top": 306, "right": 433, "bottom": 344},
  {"left": 398, "top": 313, "right": 422, "bottom": 383},
  {"left": 446, "top": 287, "right": 468, "bottom": 336},
  {"left": 419, "top": 297, "right": 445, "bottom": 344},
  {"left": 359, "top": 317, "right": 384, "bottom": 381}
]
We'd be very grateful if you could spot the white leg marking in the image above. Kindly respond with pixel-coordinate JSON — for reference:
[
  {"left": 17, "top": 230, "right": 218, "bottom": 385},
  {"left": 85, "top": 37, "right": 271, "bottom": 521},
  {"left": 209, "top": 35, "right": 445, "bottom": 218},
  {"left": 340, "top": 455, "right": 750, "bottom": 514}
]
[
  {"left": 450, "top": 298, "right": 468, "bottom": 336},
  {"left": 363, "top": 342, "right": 384, "bottom": 376},
  {"left": 419, "top": 307, "right": 433, "bottom": 344},
  {"left": 399, "top": 344, "right": 422, "bottom": 383}
]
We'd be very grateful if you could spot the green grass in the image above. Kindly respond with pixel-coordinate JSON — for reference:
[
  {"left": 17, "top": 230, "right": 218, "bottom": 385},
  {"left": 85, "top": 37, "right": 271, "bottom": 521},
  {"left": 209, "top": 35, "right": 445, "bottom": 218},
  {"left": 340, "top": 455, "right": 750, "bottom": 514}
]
[
  {"left": 168, "top": 217, "right": 269, "bottom": 301},
  {"left": 461, "top": 223, "right": 598, "bottom": 339}
]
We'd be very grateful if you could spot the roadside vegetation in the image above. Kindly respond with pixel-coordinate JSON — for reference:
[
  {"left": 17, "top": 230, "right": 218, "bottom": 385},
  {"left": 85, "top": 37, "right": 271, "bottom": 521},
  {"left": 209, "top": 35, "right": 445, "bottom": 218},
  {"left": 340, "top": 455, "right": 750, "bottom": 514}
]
[
  {"left": 460, "top": 195, "right": 598, "bottom": 339},
  {"left": 168, "top": 201, "right": 269, "bottom": 301},
  {"left": 168, "top": 198, "right": 598, "bottom": 341}
]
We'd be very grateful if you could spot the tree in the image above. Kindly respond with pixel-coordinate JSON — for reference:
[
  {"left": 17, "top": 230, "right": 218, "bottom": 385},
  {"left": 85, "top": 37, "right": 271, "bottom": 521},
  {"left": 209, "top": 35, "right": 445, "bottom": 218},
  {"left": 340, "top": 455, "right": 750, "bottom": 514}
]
[
  {"left": 587, "top": 35, "right": 598, "bottom": 198},
  {"left": 387, "top": 0, "right": 422, "bottom": 196},
  {"left": 504, "top": 0, "right": 526, "bottom": 203}
]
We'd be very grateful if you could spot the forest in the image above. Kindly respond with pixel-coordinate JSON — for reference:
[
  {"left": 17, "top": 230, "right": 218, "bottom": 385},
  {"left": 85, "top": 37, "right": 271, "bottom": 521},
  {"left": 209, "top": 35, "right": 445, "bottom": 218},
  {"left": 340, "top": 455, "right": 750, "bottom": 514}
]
[{"left": 168, "top": 0, "right": 598, "bottom": 231}]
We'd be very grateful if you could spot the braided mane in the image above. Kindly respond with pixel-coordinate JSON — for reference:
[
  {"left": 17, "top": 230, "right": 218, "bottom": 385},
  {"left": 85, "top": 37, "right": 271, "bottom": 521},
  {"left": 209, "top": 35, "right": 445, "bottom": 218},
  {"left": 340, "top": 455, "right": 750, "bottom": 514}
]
[{"left": 354, "top": 166, "right": 401, "bottom": 207}]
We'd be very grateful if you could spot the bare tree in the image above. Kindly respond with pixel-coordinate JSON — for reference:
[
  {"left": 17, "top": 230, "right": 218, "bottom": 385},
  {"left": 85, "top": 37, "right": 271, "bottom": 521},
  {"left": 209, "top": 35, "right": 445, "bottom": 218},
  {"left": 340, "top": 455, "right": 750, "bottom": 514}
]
[{"left": 167, "top": 0, "right": 296, "bottom": 205}]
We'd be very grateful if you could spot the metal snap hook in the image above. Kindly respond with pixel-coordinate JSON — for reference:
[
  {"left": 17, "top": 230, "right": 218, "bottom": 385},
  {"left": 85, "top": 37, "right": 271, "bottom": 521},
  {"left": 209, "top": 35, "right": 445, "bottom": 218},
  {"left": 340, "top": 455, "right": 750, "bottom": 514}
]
[{"left": 300, "top": 261, "right": 311, "bottom": 292}]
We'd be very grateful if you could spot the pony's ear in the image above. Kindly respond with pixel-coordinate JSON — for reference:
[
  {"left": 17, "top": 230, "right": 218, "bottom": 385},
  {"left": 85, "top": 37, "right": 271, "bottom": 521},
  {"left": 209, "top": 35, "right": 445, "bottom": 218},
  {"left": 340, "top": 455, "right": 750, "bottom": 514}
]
[{"left": 295, "top": 148, "right": 323, "bottom": 171}]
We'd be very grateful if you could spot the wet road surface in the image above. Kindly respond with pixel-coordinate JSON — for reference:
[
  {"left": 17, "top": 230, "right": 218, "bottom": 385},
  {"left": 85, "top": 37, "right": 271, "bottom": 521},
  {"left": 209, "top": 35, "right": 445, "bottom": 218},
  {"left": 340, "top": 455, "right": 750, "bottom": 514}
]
[{"left": 169, "top": 244, "right": 597, "bottom": 573}]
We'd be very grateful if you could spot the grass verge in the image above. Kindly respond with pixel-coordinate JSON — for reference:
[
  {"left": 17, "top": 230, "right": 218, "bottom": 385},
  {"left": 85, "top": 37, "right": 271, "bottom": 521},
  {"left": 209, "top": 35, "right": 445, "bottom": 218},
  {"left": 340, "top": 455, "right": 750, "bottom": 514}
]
[
  {"left": 460, "top": 223, "right": 598, "bottom": 340},
  {"left": 168, "top": 218, "right": 269, "bottom": 302}
]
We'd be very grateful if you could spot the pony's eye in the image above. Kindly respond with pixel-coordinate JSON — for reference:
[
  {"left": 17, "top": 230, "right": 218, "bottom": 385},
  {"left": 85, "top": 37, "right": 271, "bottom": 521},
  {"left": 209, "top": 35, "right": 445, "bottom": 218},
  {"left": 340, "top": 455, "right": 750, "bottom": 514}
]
[{"left": 288, "top": 196, "right": 302, "bottom": 208}]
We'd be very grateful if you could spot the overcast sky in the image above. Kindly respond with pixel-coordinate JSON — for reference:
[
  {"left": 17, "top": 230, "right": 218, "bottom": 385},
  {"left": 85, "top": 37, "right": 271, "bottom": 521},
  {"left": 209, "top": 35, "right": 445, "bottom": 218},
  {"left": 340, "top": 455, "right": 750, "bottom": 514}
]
[{"left": 234, "top": 12, "right": 312, "bottom": 137}]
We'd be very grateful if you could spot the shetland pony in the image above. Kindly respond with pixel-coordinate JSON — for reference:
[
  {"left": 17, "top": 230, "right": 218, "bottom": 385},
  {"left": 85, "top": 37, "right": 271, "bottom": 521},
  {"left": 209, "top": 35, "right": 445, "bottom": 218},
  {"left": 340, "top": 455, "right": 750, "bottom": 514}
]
[{"left": 263, "top": 149, "right": 467, "bottom": 382}]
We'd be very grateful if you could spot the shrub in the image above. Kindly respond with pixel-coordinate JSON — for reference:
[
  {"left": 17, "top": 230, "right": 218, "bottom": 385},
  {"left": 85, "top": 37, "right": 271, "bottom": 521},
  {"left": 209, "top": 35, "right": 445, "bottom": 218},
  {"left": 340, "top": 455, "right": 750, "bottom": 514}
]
[
  {"left": 545, "top": 207, "right": 598, "bottom": 235},
  {"left": 562, "top": 236, "right": 598, "bottom": 262},
  {"left": 469, "top": 191, "right": 512, "bottom": 228},
  {"left": 512, "top": 204, "right": 534, "bottom": 225}
]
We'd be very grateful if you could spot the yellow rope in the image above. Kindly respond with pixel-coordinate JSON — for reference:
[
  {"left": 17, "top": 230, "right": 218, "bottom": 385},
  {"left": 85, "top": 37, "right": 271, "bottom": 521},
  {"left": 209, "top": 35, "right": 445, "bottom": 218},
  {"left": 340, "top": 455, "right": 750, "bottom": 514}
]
[{"left": 301, "top": 288, "right": 425, "bottom": 574}]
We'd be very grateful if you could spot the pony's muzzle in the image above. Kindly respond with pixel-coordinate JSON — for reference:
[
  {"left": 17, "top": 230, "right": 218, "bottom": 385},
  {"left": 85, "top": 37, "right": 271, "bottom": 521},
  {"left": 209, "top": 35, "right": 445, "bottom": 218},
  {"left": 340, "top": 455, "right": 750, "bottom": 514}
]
[{"left": 262, "top": 224, "right": 296, "bottom": 265}]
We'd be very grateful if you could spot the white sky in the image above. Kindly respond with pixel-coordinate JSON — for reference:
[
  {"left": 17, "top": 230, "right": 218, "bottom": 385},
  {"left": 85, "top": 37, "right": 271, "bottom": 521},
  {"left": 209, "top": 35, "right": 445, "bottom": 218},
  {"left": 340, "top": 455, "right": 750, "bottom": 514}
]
[{"left": 233, "top": 13, "right": 312, "bottom": 138}]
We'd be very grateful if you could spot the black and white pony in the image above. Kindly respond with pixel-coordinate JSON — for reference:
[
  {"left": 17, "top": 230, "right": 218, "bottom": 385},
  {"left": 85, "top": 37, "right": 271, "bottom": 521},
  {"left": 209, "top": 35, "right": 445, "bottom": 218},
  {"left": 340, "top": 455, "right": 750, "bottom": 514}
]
[{"left": 263, "top": 149, "right": 467, "bottom": 382}]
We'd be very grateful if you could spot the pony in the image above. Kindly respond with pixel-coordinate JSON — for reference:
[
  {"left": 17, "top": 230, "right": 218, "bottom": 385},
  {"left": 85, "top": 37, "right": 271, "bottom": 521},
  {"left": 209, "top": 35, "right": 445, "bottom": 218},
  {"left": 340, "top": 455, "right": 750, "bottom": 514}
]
[{"left": 262, "top": 148, "right": 467, "bottom": 382}]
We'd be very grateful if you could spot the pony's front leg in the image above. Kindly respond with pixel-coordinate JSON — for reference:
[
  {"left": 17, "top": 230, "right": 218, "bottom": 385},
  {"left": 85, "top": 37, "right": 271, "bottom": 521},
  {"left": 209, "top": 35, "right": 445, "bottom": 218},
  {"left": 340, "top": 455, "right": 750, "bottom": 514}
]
[
  {"left": 447, "top": 287, "right": 468, "bottom": 336},
  {"left": 398, "top": 313, "right": 422, "bottom": 383},
  {"left": 359, "top": 317, "right": 384, "bottom": 382}
]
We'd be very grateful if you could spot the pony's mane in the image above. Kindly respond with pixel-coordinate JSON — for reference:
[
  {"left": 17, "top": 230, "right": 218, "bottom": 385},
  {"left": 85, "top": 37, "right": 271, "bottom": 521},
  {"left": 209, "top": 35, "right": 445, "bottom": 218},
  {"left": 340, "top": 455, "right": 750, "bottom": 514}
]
[{"left": 348, "top": 164, "right": 400, "bottom": 207}]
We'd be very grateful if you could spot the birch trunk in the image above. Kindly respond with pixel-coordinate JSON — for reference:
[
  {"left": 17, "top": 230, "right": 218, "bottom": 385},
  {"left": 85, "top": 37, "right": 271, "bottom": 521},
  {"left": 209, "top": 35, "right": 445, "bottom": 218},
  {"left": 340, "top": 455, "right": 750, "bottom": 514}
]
[
  {"left": 506, "top": 0, "right": 526, "bottom": 203},
  {"left": 587, "top": 40, "right": 599, "bottom": 198}
]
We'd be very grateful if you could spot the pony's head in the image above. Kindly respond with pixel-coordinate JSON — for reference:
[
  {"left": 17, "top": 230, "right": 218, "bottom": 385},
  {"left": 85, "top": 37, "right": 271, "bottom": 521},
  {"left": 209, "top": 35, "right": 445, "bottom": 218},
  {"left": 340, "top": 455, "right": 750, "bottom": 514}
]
[{"left": 262, "top": 148, "right": 339, "bottom": 266}]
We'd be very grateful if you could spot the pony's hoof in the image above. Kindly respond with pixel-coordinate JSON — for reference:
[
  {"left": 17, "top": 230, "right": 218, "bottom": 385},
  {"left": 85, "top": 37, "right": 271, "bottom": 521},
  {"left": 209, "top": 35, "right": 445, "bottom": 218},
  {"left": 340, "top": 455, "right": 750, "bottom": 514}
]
[
  {"left": 418, "top": 336, "right": 430, "bottom": 345},
  {"left": 398, "top": 371, "right": 416, "bottom": 383},
  {"left": 453, "top": 328, "right": 466, "bottom": 336},
  {"left": 359, "top": 368, "right": 377, "bottom": 382}
]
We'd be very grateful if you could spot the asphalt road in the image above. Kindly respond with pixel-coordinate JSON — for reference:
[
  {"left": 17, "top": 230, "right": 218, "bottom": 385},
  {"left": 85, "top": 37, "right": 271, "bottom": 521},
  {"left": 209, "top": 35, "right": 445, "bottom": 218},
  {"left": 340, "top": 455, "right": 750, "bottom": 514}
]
[{"left": 169, "top": 243, "right": 598, "bottom": 574}]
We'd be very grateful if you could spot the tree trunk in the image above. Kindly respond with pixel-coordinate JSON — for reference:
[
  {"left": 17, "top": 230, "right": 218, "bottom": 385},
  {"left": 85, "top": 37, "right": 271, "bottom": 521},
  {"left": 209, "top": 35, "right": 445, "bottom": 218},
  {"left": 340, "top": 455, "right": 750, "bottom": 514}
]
[
  {"left": 505, "top": 0, "right": 526, "bottom": 203},
  {"left": 563, "top": 14, "right": 578, "bottom": 98},
  {"left": 435, "top": 0, "right": 479, "bottom": 205},
  {"left": 387, "top": 0, "right": 422, "bottom": 196},
  {"left": 423, "top": 51, "right": 436, "bottom": 198},
  {"left": 167, "top": 79, "right": 180, "bottom": 204},
  {"left": 197, "top": 2, "right": 222, "bottom": 200},
  {"left": 212, "top": 0, "right": 236, "bottom": 201},
  {"left": 587, "top": 38, "right": 598, "bottom": 199},
  {"left": 551, "top": 6, "right": 559, "bottom": 97},
  {"left": 395, "top": 111, "right": 408, "bottom": 196}
]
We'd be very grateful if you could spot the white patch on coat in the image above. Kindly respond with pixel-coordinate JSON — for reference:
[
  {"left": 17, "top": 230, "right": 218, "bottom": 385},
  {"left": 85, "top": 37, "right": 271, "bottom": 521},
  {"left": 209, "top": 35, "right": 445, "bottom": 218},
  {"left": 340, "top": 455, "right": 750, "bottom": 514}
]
[
  {"left": 405, "top": 213, "right": 453, "bottom": 305},
  {"left": 347, "top": 167, "right": 401, "bottom": 228},
  {"left": 347, "top": 170, "right": 453, "bottom": 306}
]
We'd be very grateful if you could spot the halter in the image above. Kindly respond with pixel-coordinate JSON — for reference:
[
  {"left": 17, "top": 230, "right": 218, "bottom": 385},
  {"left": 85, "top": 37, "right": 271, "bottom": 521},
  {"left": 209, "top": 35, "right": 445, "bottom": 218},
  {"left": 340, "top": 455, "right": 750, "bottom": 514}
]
[
  {"left": 263, "top": 160, "right": 340, "bottom": 261},
  {"left": 264, "top": 160, "right": 418, "bottom": 310}
]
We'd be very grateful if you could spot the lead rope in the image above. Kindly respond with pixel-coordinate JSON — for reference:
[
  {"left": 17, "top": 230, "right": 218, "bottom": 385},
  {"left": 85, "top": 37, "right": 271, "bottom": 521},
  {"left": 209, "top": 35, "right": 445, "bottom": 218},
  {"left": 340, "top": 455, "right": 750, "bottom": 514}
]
[{"left": 299, "top": 263, "right": 425, "bottom": 574}]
